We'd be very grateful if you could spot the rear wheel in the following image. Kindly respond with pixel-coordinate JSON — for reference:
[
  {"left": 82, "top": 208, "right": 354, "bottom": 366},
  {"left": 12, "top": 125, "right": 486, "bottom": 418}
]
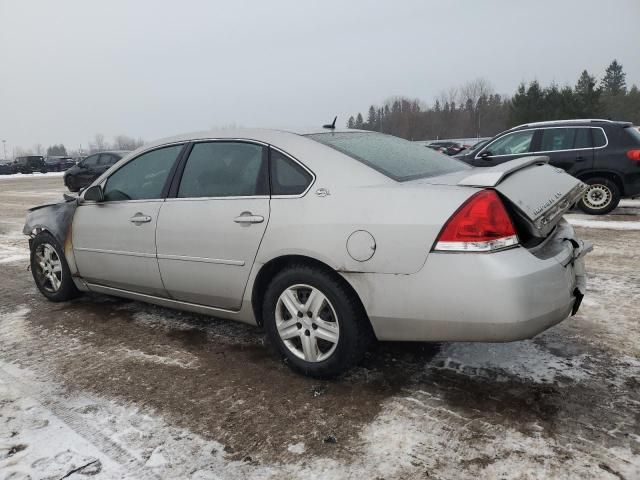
[
  {"left": 578, "top": 177, "right": 620, "bottom": 215},
  {"left": 30, "top": 232, "right": 79, "bottom": 302},
  {"left": 263, "top": 265, "right": 372, "bottom": 378}
]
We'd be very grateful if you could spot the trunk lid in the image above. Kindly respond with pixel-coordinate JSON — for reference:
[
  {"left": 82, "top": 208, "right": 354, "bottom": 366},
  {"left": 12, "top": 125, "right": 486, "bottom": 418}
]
[{"left": 414, "top": 156, "right": 587, "bottom": 238}]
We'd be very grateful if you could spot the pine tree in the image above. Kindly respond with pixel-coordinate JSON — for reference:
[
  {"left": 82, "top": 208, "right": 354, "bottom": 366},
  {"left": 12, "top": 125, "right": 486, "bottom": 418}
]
[
  {"left": 354, "top": 113, "right": 364, "bottom": 129},
  {"left": 366, "top": 105, "right": 377, "bottom": 130},
  {"left": 347, "top": 116, "right": 355, "bottom": 129},
  {"left": 574, "top": 70, "right": 601, "bottom": 116},
  {"left": 602, "top": 60, "right": 627, "bottom": 95}
]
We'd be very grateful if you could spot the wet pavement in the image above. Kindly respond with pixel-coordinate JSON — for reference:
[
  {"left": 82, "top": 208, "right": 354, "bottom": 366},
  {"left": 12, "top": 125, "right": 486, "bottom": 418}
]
[{"left": 0, "top": 174, "right": 638, "bottom": 479}]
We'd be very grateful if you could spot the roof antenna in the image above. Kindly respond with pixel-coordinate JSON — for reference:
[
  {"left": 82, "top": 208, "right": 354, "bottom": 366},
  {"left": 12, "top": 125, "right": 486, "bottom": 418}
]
[{"left": 322, "top": 116, "right": 337, "bottom": 130}]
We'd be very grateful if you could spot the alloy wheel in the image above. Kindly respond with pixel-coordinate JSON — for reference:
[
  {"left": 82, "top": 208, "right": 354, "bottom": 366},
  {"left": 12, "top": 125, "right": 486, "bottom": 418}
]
[
  {"left": 275, "top": 284, "right": 340, "bottom": 362},
  {"left": 34, "top": 243, "right": 63, "bottom": 293}
]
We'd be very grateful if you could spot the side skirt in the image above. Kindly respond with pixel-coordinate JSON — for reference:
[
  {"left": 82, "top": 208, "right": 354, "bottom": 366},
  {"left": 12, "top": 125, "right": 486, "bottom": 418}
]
[{"left": 85, "top": 283, "right": 258, "bottom": 326}]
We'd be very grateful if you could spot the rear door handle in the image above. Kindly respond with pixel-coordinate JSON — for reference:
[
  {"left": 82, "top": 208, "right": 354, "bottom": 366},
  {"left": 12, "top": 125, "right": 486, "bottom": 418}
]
[
  {"left": 234, "top": 212, "right": 264, "bottom": 224},
  {"left": 129, "top": 214, "right": 152, "bottom": 224}
]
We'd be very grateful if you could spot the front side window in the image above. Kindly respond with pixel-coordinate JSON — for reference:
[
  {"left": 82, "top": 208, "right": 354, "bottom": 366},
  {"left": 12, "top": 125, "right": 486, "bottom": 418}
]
[
  {"left": 485, "top": 130, "right": 534, "bottom": 156},
  {"left": 103, "top": 145, "right": 182, "bottom": 201},
  {"left": 307, "top": 132, "right": 467, "bottom": 181},
  {"left": 270, "top": 150, "right": 312, "bottom": 195},
  {"left": 82, "top": 154, "right": 99, "bottom": 167},
  {"left": 177, "top": 142, "right": 267, "bottom": 198}
]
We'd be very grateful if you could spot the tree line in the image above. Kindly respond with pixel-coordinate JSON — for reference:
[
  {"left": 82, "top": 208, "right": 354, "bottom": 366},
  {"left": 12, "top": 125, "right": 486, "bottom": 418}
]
[
  {"left": 347, "top": 60, "right": 640, "bottom": 140},
  {"left": 13, "top": 134, "right": 144, "bottom": 159}
]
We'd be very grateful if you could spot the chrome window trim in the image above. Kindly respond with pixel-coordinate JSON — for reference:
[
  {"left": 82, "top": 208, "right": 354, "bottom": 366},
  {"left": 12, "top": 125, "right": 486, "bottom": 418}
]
[
  {"left": 268, "top": 144, "right": 316, "bottom": 199},
  {"left": 79, "top": 198, "right": 165, "bottom": 206},
  {"left": 164, "top": 195, "right": 269, "bottom": 202},
  {"left": 85, "top": 137, "right": 317, "bottom": 202},
  {"left": 173, "top": 138, "right": 316, "bottom": 200},
  {"left": 475, "top": 126, "right": 608, "bottom": 160}
]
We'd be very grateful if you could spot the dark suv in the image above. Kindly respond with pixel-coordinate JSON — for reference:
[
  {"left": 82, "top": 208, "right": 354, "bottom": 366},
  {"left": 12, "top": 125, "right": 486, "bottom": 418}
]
[
  {"left": 14, "top": 156, "right": 47, "bottom": 174},
  {"left": 45, "top": 156, "right": 76, "bottom": 172},
  {"left": 63, "top": 150, "right": 130, "bottom": 192},
  {"left": 456, "top": 119, "right": 640, "bottom": 214}
]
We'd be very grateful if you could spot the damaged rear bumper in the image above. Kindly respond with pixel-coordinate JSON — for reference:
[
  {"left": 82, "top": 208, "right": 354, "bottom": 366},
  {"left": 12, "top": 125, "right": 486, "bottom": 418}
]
[{"left": 343, "top": 220, "right": 591, "bottom": 342}]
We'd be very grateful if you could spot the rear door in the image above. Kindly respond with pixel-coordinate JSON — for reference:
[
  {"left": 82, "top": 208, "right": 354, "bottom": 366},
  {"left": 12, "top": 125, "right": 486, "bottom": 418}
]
[
  {"left": 156, "top": 141, "right": 270, "bottom": 310},
  {"left": 73, "top": 144, "right": 184, "bottom": 295},
  {"left": 471, "top": 129, "right": 536, "bottom": 166},
  {"left": 539, "top": 127, "right": 594, "bottom": 175}
]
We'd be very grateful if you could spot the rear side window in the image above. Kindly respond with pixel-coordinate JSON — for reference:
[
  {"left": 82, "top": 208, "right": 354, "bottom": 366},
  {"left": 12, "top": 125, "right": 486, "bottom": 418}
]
[
  {"left": 103, "top": 145, "right": 182, "bottom": 201},
  {"left": 592, "top": 128, "right": 607, "bottom": 147},
  {"left": 178, "top": 142, "right": 268, "bottom": 198},
  {"left": 573, "top": 128, "right": 592, "bottom": 149},
  {"left": 307, "top": 132, "right": 467, "bottom": 181},
  {"left": 540, "top": 128, "right": 577, "bottom": 151},
  {"left": 270, "top": 150, "right": 312, "bottom": 195}
]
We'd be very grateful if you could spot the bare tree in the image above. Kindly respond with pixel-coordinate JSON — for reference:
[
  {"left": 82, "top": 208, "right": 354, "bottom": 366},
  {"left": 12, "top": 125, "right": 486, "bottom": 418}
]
[
  {"left": 113, "top": 134, "right": 144, "bottom": 151},
  {"left": 33, "top": 143, "right": 44, "bottom": 155},
  {"left": 89, "top": 133, "right": 107, "bottom": 153}
]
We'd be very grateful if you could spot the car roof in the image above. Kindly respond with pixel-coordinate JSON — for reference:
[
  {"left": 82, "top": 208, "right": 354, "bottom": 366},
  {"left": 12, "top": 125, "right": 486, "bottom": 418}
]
[
  {"left": 137, "top": 128, "right": 371, "bottom": 152},
  {"left": 509, "top": 119, "right": 633, "bottom": 130}
]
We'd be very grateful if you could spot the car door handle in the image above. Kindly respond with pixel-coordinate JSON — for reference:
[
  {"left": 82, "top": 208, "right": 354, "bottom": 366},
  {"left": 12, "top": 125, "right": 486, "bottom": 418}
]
[
  {"left": 129, "top": 214, "right": 152, "bottom": 224},
  {"left": 234, "top": 213, "right": 264, "bottom": 224}
]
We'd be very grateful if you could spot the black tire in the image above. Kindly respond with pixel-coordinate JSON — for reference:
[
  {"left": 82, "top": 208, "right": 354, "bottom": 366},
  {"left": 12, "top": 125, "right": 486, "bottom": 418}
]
[
  {"left": 578, "top": 177, "right": 621, "bottom": 215},
  {"left": 30, "top": 232, "right": 80, "bottom": 302},
  {"left": 263, "top": 264, "right": 373, "bottom": 378}
]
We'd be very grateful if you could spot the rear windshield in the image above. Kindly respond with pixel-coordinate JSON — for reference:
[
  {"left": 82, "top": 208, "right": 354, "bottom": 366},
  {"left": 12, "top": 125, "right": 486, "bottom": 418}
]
[
  {"left": 306, "top": 132, "right": 469, "bottom": 181},
  {"left": 625, "top": 126, "right": 640, "bottom": 144}
]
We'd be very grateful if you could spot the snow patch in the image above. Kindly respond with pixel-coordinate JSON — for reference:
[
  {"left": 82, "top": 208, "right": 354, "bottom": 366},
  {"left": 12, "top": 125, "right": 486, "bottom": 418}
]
[
  {"left": 0, "top": 172, "right": 65, "bottom": 180},
  {"left": 431, "top": 341, "right": 590, "bottom": 383},
  {"left": 567, "top": 218, "right": 640, "bottom": 230},
  {"left": 287, "top": 442, "right": 305, "bottom": 454}
]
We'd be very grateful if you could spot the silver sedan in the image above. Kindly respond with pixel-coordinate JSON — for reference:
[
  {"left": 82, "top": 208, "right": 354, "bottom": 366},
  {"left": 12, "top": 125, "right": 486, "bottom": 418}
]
[{"left": 24, "top": 128, "right": 591, "bottom": 377}]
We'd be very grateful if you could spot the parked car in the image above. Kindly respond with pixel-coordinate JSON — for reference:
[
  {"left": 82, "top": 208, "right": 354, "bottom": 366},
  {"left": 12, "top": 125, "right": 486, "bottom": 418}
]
[
  {"left": 63, "top": 150, "right": 130, "bottom": 192},
  {"left": 427, "top": 141, "right": 465, "bottom": 156},
  {"left": 455, "top": 119, "right": 640, "bottom": 214},
  {"left": 0, "top": 161, "right": 15, "bottom": 175},
  {"left": 14, "top": 156, "right": 47, "bottom": 174},
  {"left": 24, "top": 129, "right": 590, "bottom": 378},
  {"left": 45, "top": 156, "right": 76, "bottom": 172}
]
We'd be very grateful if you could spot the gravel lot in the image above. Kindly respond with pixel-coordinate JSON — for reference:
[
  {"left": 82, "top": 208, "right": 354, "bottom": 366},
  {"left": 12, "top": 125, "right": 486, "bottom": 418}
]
[{"left": 0, "top": 174, "right": 638, "bottom": 479}]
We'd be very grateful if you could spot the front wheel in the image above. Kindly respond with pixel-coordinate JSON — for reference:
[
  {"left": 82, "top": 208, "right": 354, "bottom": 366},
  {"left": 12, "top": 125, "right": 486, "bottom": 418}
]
[
  {"left": 30, "top": 232, "right": 79, "bottom": 302},
  {"left": 578, "top": 178, "right": 620, "bottom": 215},
  {"left": 263, "top": 265, "right": 372, "bottom": 378}
]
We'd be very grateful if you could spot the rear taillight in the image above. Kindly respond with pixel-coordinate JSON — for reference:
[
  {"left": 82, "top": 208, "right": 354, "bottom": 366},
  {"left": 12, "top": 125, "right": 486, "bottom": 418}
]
[
  {"left": 433, "top": 190, "right": 518, "bottom": 252},
  {"left": 626, "top": 149, "right": 640, "bottom": 161}
]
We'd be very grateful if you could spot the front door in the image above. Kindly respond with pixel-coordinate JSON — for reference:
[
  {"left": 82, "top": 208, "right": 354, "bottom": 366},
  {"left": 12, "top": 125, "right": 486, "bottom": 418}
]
[
  {"left": 73, "top": 144, "right": 184, "bottom": 295},
  {"left": 156, "top": 141, "right": 270, "bottom": 310}
]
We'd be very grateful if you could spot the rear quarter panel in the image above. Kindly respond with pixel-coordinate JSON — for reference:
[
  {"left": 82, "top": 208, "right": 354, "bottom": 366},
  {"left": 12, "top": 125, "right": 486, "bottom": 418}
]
[{"left": 257, "top": 183, "right": 475, "bottom": 274}]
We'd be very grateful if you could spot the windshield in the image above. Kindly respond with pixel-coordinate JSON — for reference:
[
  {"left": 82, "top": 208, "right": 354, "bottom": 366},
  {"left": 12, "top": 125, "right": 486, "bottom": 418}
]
[{"left": 306, "top": 132, "right": 469, "bottom": 181}]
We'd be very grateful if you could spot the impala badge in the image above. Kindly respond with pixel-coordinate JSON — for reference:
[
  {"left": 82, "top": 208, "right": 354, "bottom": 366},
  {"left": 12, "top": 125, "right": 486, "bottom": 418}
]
[
  {"left": 316, "top": 188, "right": 330, "bottom": 197},
  {"left": 533, "top": 191, "right": 563, "bottom": 216}
]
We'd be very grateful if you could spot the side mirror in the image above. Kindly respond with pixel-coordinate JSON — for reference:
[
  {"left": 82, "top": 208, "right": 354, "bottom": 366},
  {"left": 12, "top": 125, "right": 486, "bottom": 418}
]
[
  {"left": 479, "top": 151, "right": 492, "bottom": 160},
  {"left": 83, "top": 185, "right": 104, "bottom": 202}
]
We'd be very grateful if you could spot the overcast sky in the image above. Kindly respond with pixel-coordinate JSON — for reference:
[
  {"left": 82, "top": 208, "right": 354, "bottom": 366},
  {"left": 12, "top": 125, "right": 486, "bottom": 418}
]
[{"left": 1, "top": 0, "right": 639, "bottom": 153}]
